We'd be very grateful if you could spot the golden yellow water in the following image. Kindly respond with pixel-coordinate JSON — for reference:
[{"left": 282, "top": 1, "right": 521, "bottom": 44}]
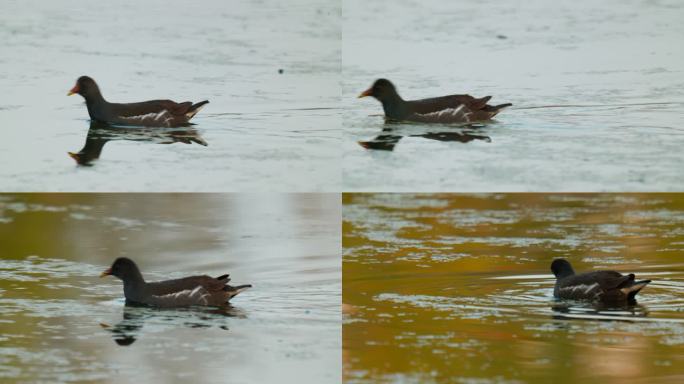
[{"left": 343, "top": 193, "right": 684, "bottom": 383}]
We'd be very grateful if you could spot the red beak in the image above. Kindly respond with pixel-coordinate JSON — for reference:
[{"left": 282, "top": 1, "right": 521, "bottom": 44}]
[
  {"left": 67, "top": 84, "right": 79, "bottom": 96},
  {"left": 358, "top": 88, "right": 373, "bottom": 98},
  {"left": 100, "top": 267, "right": 112, "bottom": 278}
]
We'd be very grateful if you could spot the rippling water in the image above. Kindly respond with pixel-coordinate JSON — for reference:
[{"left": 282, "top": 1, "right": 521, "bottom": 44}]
[
  {"left": 343, "top": 193, "right": 684, "bottom": 383},
  {"left": 342, "top": 0, "right": 684, "bottom": 191},
  {"left": 0, "top": 194, "right": 340, "bottom": 383},
  {"left": 0, "top": 0, "right": 340, "bottom": 191}
]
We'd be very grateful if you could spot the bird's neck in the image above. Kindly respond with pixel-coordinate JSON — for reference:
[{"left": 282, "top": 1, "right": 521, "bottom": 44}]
[
  {"left": 84, "top": 90, "right": 108, "bottom": 121},
  {"left": 381, "top": 94, "right": 406, "bottom": 119},
  {"left": 86, "top": 85, "right": 106, "bottom": 103},
  {"left": 557, "top": 268, "right": 575, "bottom": 279},
  {"left": 122, "top": 273, "right": 146, "bottom": 300},
  {"left": 84, "top": 86, "right": 107, "bottom": 113}
]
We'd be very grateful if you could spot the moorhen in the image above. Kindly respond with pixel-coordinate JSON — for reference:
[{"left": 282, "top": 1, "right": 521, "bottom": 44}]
[
  {"left": 358, "top": 78, "right": 511, "bottom": 123},
  {"left": 68, "top": 76, "right": 209, "bottom": 127},
  {"left": 551, "top": 258, "right": 651, "bottom": 305},
  {"left": 101, "top": 257, "right": 251, "bottom": 307}
]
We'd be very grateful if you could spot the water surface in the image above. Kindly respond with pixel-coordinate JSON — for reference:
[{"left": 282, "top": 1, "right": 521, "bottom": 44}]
[
  {"left": 0, "top": 0, "right": 340, "bottom": 191},
  {"left": 343, "top": 193, "right": 684, "bottom": 383},
  {"left": 343, "top": 0, "right": 684, "bottom": 191},
  {"left": 0, "top": 193, "right": 340, "bottom": 383}
]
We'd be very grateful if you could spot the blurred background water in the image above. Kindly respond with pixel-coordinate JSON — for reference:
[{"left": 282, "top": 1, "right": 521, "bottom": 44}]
[
  {"left": 344, "top": 193, "right": 684, "bottom": 383},
  {"left": 0, "top": 0, "right": 340, "bottom": 191},
  {"left": 0, "top": 193, "right": 340, "bottom": 383},
  {"left": 343, "top": 0, "right": 684, "bottom": 191}
]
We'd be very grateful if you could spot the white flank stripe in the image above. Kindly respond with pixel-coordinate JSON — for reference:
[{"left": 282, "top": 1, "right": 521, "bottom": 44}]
[
  {"left": 560, "top": 283, "right": 599, "bottom": 297},
  {"left": 412, "top": 105, "right": 473, "bottom": 123},
  {"left": 584, "top": 283, "right": 599, "bottom": 294},
  {"left": 151, "top": 286, "right": 210, "bottom": 307},
  {"left": 119, "top": 110, "right": 174, "bottom": 127}
]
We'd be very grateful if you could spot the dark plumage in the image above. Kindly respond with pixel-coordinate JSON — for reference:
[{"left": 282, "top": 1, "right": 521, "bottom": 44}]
[
  {"left": 68, "top": 76, "right": 209, "bottom": 127},
  {"left": 358, "top": 78, "right": 511, "bottom": 123},
  {"left": 101, "top": 257, "right": 251, "bottom": 307},
  {"left": 551, "top": 258, "right": 651, "bottom": 305}
]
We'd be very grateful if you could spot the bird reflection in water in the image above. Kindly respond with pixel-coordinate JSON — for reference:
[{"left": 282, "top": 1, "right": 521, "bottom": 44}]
[
  {"left": 100, "top": 303, "right": 245, "bottom": 346},
  {"left": 358, "top": 125, "right": 491, "bottom": 151},
  {"left": 550, "top": 300, "right": 649, "bottom": 323},
  {"left": 68, "top": 121, "right": 208, "bottom": 166}
]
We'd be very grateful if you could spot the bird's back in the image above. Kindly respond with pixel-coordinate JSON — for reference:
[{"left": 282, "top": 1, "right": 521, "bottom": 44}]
[
  {"left": 145, "top": 275, "right": 227, "bottom": 296},
  {"left": 406, "top": 94, "right": 488, "bottom": 114},
  {"left": 555, "top": 270, "right": 634, "bottom": 300},
  {"left": 109, "top": 100, "right": 190, "bottom": 117}
]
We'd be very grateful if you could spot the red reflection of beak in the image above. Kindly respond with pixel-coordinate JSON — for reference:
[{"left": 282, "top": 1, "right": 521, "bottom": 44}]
[
  {"left": 358, "top": 88, "right": 373, "bottom": 98},
  {"left": 67, "top": 84, "right": 79, "bottom": 96}
]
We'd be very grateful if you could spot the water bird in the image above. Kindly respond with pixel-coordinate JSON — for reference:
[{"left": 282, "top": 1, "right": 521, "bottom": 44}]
[
  {"left": 551, "top": 258, "right": 651, "bottom": 305},
  {"left": 101, "top": 257, "right": 251, "bottom": 307},
  {"left": 68, "top": 76, "right": 209, "bottom": 127},
  {"left": 358, "top": 78, "right": 511, "bottom": 123}
]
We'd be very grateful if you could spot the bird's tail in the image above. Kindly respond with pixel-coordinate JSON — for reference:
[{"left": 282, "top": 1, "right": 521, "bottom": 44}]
[
  {"left": 483, "top": 102, "right": 513, "bottom": 118},
  {"left": 215, "top": 274, "right": 230, "bottom": 283},
  {"left": 621, "top": 279, "right": 651, "bottom": 298},
  {"left": 492, "top": 103, "right": 513, "bottom": 110},
  {"left": 225, "top": 284, "right": 252, "bottom": 299},
  {"left": 186, "top": 100, "right": 209, "bottom": 119}
]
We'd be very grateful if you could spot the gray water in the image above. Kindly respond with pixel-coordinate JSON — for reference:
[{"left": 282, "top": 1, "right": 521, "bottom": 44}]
[
  {"left": 0, "top": 0, "right": 341, "bottom": 191},
  {"left": 343, "top": 0, "right": 684, "bottom": 191},
  {"left": 0, "top": 194, "right": 341, "bottom": 383}
]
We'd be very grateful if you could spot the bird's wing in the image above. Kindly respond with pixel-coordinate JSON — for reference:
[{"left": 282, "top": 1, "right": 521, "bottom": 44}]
[
  {"left": 146, "top": 275, "right": 226, "bottom": 296},
  {"left": 407, "top": 94, "right": 490, "bottom": 114},
  {"left": 109, "top": 100, "right": 173, "bottom": 116},
  {"left": 559, "top": 271, "right": 633, "bottom": 293},
  {"left": 147, "top": 286, "right": 212, "bottom": 307},
  {"left": 407, "top": 105, "right": 472, "bottom": 124},
  {"left": 594, "top": 271, "right": 634, "bottom": 290},
  {"left": 557, "top": 280, "right": 603, "bottom": 299}
]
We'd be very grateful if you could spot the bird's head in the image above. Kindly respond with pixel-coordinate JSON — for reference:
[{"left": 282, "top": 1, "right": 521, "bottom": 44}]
[
  {"left": 101, "top": 257, "right": 143, "bottom": 282},
  {"left": 358, "top": 78, "right": 399, "bottom": 102},
  {"left": 551, "top": 258, "right": 575, "bottom": 278},
  {"left": 68, "top": 76, "right": 101, "bottom": 99}
]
